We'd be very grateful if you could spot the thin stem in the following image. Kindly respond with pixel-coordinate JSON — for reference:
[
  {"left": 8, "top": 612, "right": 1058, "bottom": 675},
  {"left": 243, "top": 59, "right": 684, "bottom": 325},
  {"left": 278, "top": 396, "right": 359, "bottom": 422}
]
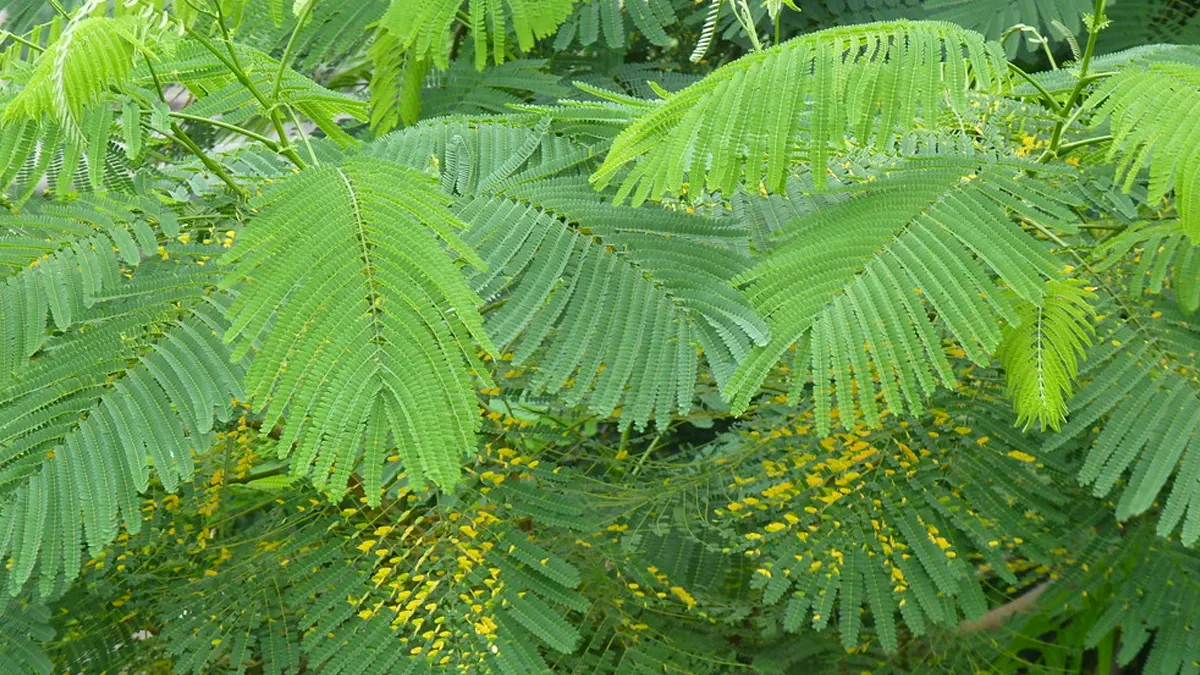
[
  {"left": 169, "top": 122, "right": 248, "bottom": 196},
  {"left": 1043, "top": 0, "right": 1108, "bottom": 160},
  {"left": 1082, "top": 70, "right": 1117, "bottom": 84},
  {"left": 284, "top": 105, "right": 319, "bottom": 167},
  {"left": 143, "top": 52, "right": 243, "bottom": 194},
  {"left": 273, "top": 0, "right": 317, "bottom": 101},
  {"left": 1022, "top": 215, "right": 1158, "bottom": 350},
  {"left": 631, "top": 431, "right": 665, "bottom": 477},
  {"left": 1056, "top": 134, "right": 1112, "bottom": 154},
  {"left": 170, "top": 111, "right": 282, "bottom": 149},
  {"left": 0, "top": 30, "right": 45, "bottom": 53},
  {"left": 177, "top": 214, "right": 226, "bottom": 221},
  {"left": 1008, "top": 62, "right": 1063, "bottom": 115},
  {"left": 733, "top": 0, "right": 763, "bottom": 52},
  {"left": 1042, "top": 40, "right": 1059, "bottom": 71},
  {"left": 187, "top": 13, "right": 308, "bottom": 169},
  {"left": 1001, "top": 24, "right": 1057, "bottom": 70},
  {"left": 143, "top": 54, "right": 170, "bottom": 105}
]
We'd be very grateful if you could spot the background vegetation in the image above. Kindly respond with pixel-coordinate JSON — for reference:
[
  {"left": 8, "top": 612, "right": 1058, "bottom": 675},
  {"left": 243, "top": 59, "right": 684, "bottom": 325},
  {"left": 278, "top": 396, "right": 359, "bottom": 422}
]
[{"left": 2, "top": 0, "right": 1200, "bottom": 672}]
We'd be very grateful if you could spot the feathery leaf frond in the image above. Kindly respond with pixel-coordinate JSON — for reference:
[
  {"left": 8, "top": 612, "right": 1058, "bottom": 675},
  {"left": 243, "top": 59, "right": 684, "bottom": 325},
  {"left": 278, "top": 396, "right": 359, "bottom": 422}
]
[
  {"left": 141, "top": 42, "right": 367, "bottom": 146},
  {"left": 0, "top": 599, "right": 51, "bottom": 675},
  {"left": 726, "top": 155, "right": 1068, "bottom": 435},
  {"left": 378, "top": 0, "right": 582, "bottom": 70},
  {"left": 1084, "top": 58, "right": 1200, "bottom": 241},
  {"left": 221, "top": 155, "right": 496, "bottom": 497},
  {"left": 0, "top": 255, "right": 240, "bottom": 596},
  {"left": 592, "top": 20, "right": 1006, "bottom": 204},
  {"left": 553, "top": 0, "right": 678, "bottom": 49},
  {"left": 0, "top": 194, "right": 176, "bottom": 373},
  {"left": 998, "top": 278, "right": 1097, "bottom": 431},
  {"left": 373, "top": 116, "right": 764, "bottom": 425},
  {"left": 3, "top": 16, "right": 146, "bottom": 129},
  {"left": 1043, "top": 297, "right": 1200, "bottom": 539},
  {"left": 1094, "top": 218, "right": 1200, "bottom": 315}
]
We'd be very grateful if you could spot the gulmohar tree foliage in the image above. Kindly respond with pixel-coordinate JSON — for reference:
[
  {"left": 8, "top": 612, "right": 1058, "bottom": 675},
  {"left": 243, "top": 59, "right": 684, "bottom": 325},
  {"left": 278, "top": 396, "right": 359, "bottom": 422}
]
[{"left": 2, "top": 0, "right": 1200, "bottom": 672}]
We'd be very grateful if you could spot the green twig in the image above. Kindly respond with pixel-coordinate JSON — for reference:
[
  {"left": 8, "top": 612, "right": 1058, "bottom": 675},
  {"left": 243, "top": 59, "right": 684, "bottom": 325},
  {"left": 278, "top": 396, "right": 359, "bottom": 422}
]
[
  {"left": 284, "top": 104, "right": 319, "bottom": 167},
  {"left": 733, "top": 0, "right": 763, "bottom": 52},
  {"left": 1056, "top": 134, "right": 1113, "bottom": 154},
  {"left": 273, "top": 0, "right": 317, "bottom": 101},
  {"left": 1042, "top": 0, "right": 1108, "bottom": 161},
  {"left": 1008, "top": 62, "right": 1064, "bottom": 115},
  {"left": 0, "top": 30, "right": 44, "bottom": 53},
  {"left": 144, "top": 53, "right": 247, "bottom": 196},
  {"left": 170, "top": 111, "right": 282, "bottom": 149},
  {"left": 169, "top": 122, "right": 248, "bottom": 196},
  {"left": 188, "top": 8, "right": 308, "bottom": 169}
]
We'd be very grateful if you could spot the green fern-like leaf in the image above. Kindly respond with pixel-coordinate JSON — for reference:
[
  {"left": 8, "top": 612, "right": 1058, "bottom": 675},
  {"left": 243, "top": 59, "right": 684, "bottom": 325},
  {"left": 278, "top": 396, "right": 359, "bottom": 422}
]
[
  {"left": 0, "top": 194, "right": 176, "bottom": 374},
  {"left": 221, "top": 155, "right": 497, "bottom": 497},
  {"left": 1094, "top": 219, "right": 1200, "bottom": 315},
  {"left": 998, "top": 278, "right": 1097, "bottom": 431},
  {"left": 368, "top": 37, "right": 430, "bottom": 132},
  {"left": 3, "top": 15, "right": 146, "bottom": 129},
  {"left": 725, "top": 155, "right": 1069, "bottom": 435},
  {"left": 372, "top": 116, "right": 764, "bottom": 426},
  {"left": 0, "top": 598, "right": 52, "bottom": 675},
  {"left": 1036, "top": 526, "right": 1200, "bottom": 675},
  {"left": 1043, "top": 298, "right": 1200, "bottom": 538},
  {"left": 621, "top": 394, "right": 1072, "bottom": 653},
  {"left": 141, "top": 41, "right": 367, "bottom": 146},
  {"left": 0, "top": 105, "right": 140, "bottom": 201},
  {"left": 378, "top": 0, "right": 582, "bottom": 70},
  {"left": 592, "top": 20, "right": 1006, "bottom": 204},
  {"left": 553, "top": 0, "right": 678, "bottom": 49},
  {"left": 919, "top": 0, "right": 1096, "bottom": 55},
  {"left": 0, "top": 253, "right": 241, "bottom": 596},
  {"left": 1083, "top": 60, "right": 1200, "bottom": 241},
  {"left": 234, "top": 0, "right": 388, "bottom": 72}
]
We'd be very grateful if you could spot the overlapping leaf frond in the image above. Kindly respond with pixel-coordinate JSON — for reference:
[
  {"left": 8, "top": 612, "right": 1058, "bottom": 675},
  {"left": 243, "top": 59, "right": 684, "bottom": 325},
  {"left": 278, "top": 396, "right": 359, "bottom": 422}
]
[
  {"left": 461, "top": 185, "right": 762, "bottom": 427},
  {"left": 1083, "top": 55, "right": 1200, "bottom": 241},
  {"left": 553, "top": 0, "right": 679, "bottom": 49},
  {"left": 421, "top": 59, "right": 567, "bottom": 120},
  {"left": 1042, "top": 294, "right": 1200, "bottom": 539},
  {"left": 1098, "top": 0, "right": 1200, "bottom": 52},
  {"left": 725, "top": 155, "right": 1069, "bottom": 435},
  {"left": 998, "top": 278, "right": 1097, "bottom": 431},
  {"left": 140, "top": 42, "right": 367, "bottom": 146},
  {"left": 371, "top": 55, "right": 566, "bottom": 134},
  {"left": 1094, "top": 218, "right": 1200, "bottom": 315},
  {"left": 377, "top": 0, "right": 582, "bottom": 70},
  {"left": 608, "top": 393, "right": 1082, "bottom": 653},
  {"left": 221, "top": 155, "right": 496, "bottom": 498},
  {"left": 0, "top": 598, "right": 52, "bottom": 675},
  {"left": 1032, "top": 525, "right": 1200, "bottom": 675},
  {"left": 3, "top": 14, "right": 147, "bottom": 129},
  {"left": 0, "top": 252, "right": 241, "bottom": 596},
  {"left": 236, "top": 0, "right": 389, "bottom": 71},
  {"left": 371, "top": 116, "right": 765, "bottom": 426},
  {"left": 918, "top": 0, "right": 1096, "bottom": 55},
  {"left": 592, "top": 20, "right": 1006, "bottom": 204},
  {"left": 0, "top": 105, "right": 139, "bottom": 203},
  {"left": 0, "top": 194, "right": 177, "bottom": 375},
  {"left": 6, "top": 0, "right": 1200, "bottom": 671},
  {"left": 155, "top": 498, "right": 587, "bottom": 674},
  {"left": 35, "top": 440, "right": 594, "bottom": 674}
]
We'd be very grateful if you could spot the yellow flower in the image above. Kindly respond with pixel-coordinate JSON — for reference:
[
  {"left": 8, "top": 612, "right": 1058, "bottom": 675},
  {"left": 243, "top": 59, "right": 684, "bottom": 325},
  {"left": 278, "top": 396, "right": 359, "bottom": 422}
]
[{"left": 1006, "top": 450, "right": 1037, "bottom": 463}]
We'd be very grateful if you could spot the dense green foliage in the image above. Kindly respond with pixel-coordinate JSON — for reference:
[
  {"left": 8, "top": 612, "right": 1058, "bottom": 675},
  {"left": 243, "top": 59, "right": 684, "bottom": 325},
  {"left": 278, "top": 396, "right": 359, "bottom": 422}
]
[{"left": 2, "top": 0, "right": 1200, "bottom": 673}]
